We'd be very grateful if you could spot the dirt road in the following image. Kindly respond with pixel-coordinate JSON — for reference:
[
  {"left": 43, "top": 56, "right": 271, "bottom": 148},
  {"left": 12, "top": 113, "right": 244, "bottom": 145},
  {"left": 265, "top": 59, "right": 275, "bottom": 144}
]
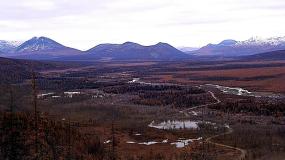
[
  {"left": 179, "top": 91, "right": 220, "bottom": 117},
  {"left": 181, "top": 91, "right": 246, "bottom": 160}
]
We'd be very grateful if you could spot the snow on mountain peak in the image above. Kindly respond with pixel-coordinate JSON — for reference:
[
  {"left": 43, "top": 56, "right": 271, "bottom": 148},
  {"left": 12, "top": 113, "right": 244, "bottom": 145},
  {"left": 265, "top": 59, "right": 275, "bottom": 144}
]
[
  {"left": 236, "top": 36, "right": 285, "bottom": 46},
  {"left": 16, "top": 36, "right": 65, "bottom": 52},
  {"left": 266, "top": 36, "right": 285, "bottom": 45},
  {"left": 247, "top": 36, "right": 264, "bottom": 42}
]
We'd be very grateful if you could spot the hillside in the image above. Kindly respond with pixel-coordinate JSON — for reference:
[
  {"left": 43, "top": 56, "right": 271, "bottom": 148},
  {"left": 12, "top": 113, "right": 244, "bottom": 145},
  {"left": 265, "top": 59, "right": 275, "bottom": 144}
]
[
  {"left": 244, "top": 50, "right": 285, "bottom": 61},
  {"left": 0, "top": 57, "right": 78, "bottom": 84}
]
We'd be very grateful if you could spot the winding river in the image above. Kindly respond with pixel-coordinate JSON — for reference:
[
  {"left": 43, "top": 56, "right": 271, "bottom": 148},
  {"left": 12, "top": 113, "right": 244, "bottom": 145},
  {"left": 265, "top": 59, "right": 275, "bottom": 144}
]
[
  {"left": 129, "top": 78, "right": 284, "bottom": 99},
  {"left": 204, "top": 84, "right": 285, "bottom": 99}
]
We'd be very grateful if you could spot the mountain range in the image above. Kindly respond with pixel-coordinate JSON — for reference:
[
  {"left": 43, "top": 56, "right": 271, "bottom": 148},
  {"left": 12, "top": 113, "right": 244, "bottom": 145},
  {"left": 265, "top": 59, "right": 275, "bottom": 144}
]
[
  {"left": 0, "top": 37, "right": 190, "bottom": 61},
  {"left": 190, "top": 37, "right": 285, "bottom": 57},
  {"left": 0, "top": 36, "right": 285, "bottom": 61}
]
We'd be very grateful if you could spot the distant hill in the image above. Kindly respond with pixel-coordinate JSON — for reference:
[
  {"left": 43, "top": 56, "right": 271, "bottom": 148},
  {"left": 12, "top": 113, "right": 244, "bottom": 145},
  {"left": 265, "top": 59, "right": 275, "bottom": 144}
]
[
  {"left": 85, "top": 42, "right": 191, "bottom": 60},
  {"left": 191, "top": 37, "right": 285, "bottom": 57},
  {"left": 190, "top": 39, "right": 237, "bottom": 56},
  {"left": 244, "top": 50, "right": 285, "bottom": 61},
  {"left": 63, "top": 42, "right": 191, "bottom": 61}
]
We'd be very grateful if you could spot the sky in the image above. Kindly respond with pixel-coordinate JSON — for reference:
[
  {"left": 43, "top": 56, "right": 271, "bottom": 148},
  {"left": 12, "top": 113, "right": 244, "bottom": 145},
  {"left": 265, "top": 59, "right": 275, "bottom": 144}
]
[{"left": 1, "top": 0, "right": 285, "bottom": 50}]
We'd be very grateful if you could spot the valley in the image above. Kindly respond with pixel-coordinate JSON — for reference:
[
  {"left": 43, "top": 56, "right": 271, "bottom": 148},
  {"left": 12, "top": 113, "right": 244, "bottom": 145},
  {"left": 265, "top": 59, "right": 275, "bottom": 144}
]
[{"left": 1, "top": 59, "right": 285, "bottom": 160}]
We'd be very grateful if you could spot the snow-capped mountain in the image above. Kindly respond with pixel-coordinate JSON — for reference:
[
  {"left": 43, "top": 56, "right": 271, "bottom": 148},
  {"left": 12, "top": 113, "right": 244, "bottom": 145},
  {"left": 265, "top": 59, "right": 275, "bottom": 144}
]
[
  {"left": 236, "top": 36, "right": 285, "bottom": 46},
  {"left": 7, "top": 37, "right": 82, "bottom": 59},
  {"left": 192, "top": 36, "right": 285, "bottom": 56},
  {"left": 16, "top": 37, "right": 73, "bottom": 53},
  {"left": 0, "top": 40, "right": 23, "bottom": 53}
]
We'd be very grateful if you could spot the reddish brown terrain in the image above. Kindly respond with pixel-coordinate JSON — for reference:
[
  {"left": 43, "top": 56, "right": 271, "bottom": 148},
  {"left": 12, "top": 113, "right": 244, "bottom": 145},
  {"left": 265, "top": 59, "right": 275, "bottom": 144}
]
[{"left": 1, "top": 59, "right": 285, "bottom": 160}]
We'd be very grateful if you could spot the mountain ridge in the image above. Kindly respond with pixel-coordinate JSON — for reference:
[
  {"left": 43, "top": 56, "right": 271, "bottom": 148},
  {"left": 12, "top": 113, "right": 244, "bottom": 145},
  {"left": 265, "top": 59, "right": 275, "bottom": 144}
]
[
  {"left": 71, "top": 41, "right": 191, "bottom": 61},
  {"left": 1, "top": 35, "right": 285, "bottom": 60}
]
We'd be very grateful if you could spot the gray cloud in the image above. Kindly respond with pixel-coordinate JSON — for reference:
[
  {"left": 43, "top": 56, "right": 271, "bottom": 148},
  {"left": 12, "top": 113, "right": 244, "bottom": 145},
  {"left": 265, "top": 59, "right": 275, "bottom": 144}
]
[
  {"left": 0, "top": 0, "right": 112, "bottom": 20},
  {"left": 1, "top": 0, "right": 285, "bottom": 49}
]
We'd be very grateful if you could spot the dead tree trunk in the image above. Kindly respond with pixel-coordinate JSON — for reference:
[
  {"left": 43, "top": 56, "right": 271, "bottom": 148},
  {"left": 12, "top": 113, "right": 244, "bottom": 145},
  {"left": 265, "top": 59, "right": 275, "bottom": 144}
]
[{"left": 32, "top": 72, "right": 39, "bottom": 159}]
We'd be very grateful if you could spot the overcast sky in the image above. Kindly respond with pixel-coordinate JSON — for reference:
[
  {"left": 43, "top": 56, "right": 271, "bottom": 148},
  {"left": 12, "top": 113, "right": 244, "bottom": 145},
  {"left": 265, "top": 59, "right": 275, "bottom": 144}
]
[{"left": 1, "top": 0, "right": 285, "bottom": 50}]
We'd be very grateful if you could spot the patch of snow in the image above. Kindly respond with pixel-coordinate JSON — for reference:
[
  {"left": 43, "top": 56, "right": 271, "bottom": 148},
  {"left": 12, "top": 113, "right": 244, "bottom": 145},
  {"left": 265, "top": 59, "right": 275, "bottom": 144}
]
[
  {"left": 126, "top": 141, "right": 136, "bottom": 144},
  {"left": 37, "top": 92, "right": 55, "bottom": 98},
  {"left": 171, "top": 137, "right": 202, "bottom": 148},
  {"left": 128, "top": 78, "right": 140, "bottom": 83},
  {"left": 138, "top": 141, "right": 160, "bottom": 145},
  {"left": 92, "top": 94, "right": 104, "bottom": 98},
  {"left": 162, "top": 139, "right": 168, "bottom": 143},
  {"left": 191, "top": 111, "right": 198, "bottom": 116},
  {"left": 104, "top": 140, "right": 111, "bottom": 144},
  {"left": 64, "top": 91, "right": 81, "bottom": 94},
  {"left": 125, "top": 138, "right": 203, "bottom": 148},
  {"left": 126, "top": 139, "right": 167, "bottom": 145},
  {"left": 224, "top": 124, "right": 230, "bottom": 129},
  {"left": 64, "top": 91, "right": 81, "bottom": 98}
]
